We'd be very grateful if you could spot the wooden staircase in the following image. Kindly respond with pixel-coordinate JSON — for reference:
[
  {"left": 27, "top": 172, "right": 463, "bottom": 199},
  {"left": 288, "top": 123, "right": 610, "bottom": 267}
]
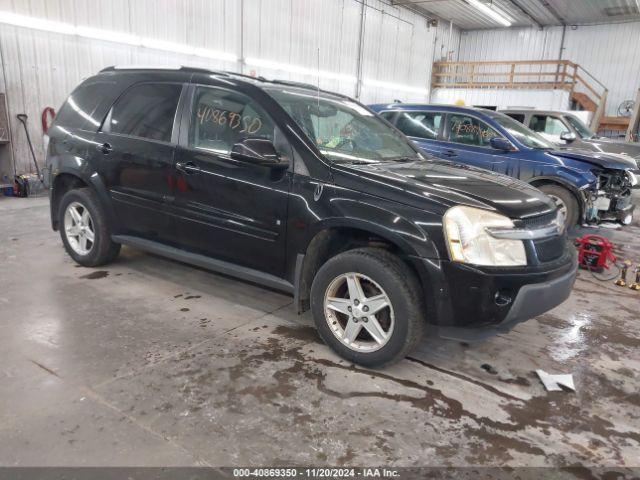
[{"left": 571, "top": 92, "right": 597, "bottom": 112}]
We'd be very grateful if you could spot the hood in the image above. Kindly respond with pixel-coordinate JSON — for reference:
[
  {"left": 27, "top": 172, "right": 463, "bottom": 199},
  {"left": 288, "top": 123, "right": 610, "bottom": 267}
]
[
  {"left": 332, "top": 159, "right": 556, "bottom": 219},
  {"left": 550, "top": 148, "right": 637, "bottom": 170},
  {"left": 584, "top": 138, "right": 640, "bottom": 161}
]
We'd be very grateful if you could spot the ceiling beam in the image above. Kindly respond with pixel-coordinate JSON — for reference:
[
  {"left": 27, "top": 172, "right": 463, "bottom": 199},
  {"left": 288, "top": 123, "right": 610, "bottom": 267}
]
[
  {"left": 538, "top": 0, "right": 567, "bottom": 25},
  {"left": 507, "top": 0, "right": 543, "bottom": 28},
  {"left": 390, "top": 0, "right": 439, "bottom": 18},
  {"left": 390, "top": 0, "right": 444, "bottom": 26}
]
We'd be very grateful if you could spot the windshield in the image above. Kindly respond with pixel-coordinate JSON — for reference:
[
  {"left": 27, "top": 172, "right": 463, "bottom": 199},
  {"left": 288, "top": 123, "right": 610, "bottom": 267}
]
[
  {"left": 266, "top": 89, "right": 422, "bottom": 163},
  {"left": 491, "top": 113, "right": 554, "bottom": 149},
  {"left": 565, "top": 114, "right": 596, "bottom": 139}
]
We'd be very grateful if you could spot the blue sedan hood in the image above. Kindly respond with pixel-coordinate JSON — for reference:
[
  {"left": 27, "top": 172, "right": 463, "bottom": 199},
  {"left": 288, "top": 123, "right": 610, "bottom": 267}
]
[{"left": 550, "top": 148, "right": 637, "bottom": 170}]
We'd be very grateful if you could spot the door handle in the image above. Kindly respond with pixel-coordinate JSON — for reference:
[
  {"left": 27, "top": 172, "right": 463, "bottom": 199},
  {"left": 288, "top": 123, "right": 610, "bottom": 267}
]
[
  {"left": 96, "top": 142, "right": 113, "bottom": 155},
  {"left": 175, "top": 161, "right": 201, "bottom": 174},
  {"left": 443, "top": 149, "right": 458, "bottom": 157}
]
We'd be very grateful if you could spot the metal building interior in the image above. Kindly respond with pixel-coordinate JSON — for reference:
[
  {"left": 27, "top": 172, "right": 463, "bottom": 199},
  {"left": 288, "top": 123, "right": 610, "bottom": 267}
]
[{"left": 0, "top": 0, "right": 639, "bottom": 478}]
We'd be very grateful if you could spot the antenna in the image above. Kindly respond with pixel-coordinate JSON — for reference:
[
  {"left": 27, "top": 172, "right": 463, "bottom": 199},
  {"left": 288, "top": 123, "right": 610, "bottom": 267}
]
[{"left": 316, "top": 47, "right": 321, "bottom": 144}]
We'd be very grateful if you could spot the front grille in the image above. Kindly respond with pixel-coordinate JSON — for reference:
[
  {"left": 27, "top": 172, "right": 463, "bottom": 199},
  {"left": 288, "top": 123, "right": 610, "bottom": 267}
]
[
  {"left": 533, "top": 235, "right": 565, "bottom": 262},
  {"left": 514, "top": 211, "right": 557, "bottom": 230}
]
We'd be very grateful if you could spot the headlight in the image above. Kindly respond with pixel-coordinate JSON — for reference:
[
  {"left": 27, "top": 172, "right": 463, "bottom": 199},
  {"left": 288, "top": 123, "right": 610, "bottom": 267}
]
[
  {"left": 628, "top": 171, "right": 638, "bottom": 187},
  {"left": 444, "top": 206, "right": 527, "bottom": 266},
  {"left": 553, "top": 209, "right": 566, "bottom": 234}
]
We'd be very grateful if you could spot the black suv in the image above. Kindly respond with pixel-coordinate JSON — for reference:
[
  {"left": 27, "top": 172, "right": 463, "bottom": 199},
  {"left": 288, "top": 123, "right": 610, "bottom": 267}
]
[{"left": 46, "top": 66, "right": 577, "bottom": 367}]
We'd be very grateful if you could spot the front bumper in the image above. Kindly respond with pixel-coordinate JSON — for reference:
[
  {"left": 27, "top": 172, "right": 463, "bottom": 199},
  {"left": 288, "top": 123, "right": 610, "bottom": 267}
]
[
  {"left": 413, "top": 247, "right": 577, "bottom": 341},
  {"left": 589, "top": 169, "right": 639, "bottom": 223},
  {"left": 598, "top": 200, "right": 635, "bottom": 224},
  {"left": 614, "top": 203, "right": 635, "bottom": 223}
]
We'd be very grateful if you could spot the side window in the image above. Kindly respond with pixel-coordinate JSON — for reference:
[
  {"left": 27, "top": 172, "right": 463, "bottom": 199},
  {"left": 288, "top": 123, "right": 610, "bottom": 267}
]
[
  {"left": 109, "top": 83, "right": 182, "bottom": 142},
  {"left": 505, "top": 113, "right": 525, "bottom": 124},
  {"left": 190, "top": 87, "right": 276, "bottom": 154},
  {"left": 447, "top": 114, "right": 501, "bottom": 147},
  {"left": 530, "top": 115, "right": 568, "bottom": 135},
  {"left": 395, "top": 111, "right": 442, "bottom": 140}
]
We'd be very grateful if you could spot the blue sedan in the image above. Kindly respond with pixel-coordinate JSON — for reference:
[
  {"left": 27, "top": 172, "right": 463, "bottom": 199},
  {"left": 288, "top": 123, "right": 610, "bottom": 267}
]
[{"left": 369, "top": 104, "right": 638, "bottom": 227}]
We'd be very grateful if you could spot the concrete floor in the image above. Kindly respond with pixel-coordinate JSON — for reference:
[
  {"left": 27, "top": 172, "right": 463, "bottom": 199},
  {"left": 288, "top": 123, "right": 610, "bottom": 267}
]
[{"left": 1, "top": 195, "right": 639, "bottom": 468}]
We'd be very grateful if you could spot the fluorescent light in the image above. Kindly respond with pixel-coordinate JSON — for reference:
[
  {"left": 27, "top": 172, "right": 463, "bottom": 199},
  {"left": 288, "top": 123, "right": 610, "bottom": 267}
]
[
  {"left": 466, "top": 0, "right": 512, "bottom": 27},
  {"left": 0, "top": 10, "right": 237, "bottom": 62},
  {"left": 362, "top": 78, "right": 428, "bottom": 95},
  {"left": 141, "top": 38, "right": 196, "bottom": 56},
  {"left": 193, "top": 47, "right": 237, "bottom": 62},
  {"left": 0, "top": 12, "right": 69, "bottom": 35},
  {"left": 76, "top": 26, "right": 141, "bottom": 46},
  {"left": 245, "top": 57, "right": 357, "bottom": 83},
  {"left": 1, "top": 10, "right": 427, "bottom": 95}
]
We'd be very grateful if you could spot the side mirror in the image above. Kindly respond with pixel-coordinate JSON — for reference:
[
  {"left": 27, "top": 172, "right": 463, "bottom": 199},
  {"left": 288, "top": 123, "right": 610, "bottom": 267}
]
[
  {"left": 560, "top": 131, "right": 576, "bottom": 142},
  {"left": 489, "top": 137, "right": 515, "bottom": 151},
  {"left": 230, "top": 138, "right": 288, "bottom": 169}
]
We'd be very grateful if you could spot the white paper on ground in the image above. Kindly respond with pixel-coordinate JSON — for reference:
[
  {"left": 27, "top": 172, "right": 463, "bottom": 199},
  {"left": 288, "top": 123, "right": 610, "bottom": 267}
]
[{"left": 536, "top": 369, "right": 575, "bottom": 392}]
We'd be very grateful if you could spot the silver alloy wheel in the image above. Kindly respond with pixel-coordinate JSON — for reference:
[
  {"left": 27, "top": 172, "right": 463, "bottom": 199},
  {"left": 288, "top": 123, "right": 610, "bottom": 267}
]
[
  {"left": 323, "top": 272, "right": 395, "bottom": 352},
  {"left": 548, "top": 194, "right": 568, "bottom": 223},
  {"left": 64, "top": 201, "right": 95, "bottom": 255}
]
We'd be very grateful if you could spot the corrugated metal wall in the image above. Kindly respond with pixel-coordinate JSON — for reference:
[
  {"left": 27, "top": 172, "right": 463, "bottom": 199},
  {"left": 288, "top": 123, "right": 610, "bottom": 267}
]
[
  {"left": 458, "top": 28, "right": 562, "bottom": 62},
  {"left": 0, "top": 0, "right": 457, "bottom": 176},
  {"left": 562, "top": 22, "right": 640, "bottom": 119},
  {"left": 456, "top": 23, "right": 640, "bottom": 117}
]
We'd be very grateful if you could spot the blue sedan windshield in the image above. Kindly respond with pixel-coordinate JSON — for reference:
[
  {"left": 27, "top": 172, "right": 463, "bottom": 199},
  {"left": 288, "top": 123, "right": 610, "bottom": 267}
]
[{"left": 490, "top": 113, "right": 554, "bottom": 149}]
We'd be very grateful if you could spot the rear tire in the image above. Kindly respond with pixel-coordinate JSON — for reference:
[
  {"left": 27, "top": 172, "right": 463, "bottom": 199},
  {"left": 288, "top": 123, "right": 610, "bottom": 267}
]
[
  {"left": 538, "top": 184, "right": 579, "bottom": 228},
  {"left": 310, "top": 248, "right": 425, "bottom": 368},
  {"left": 58, "top": 188, "right": 120, "bottom": 267}
]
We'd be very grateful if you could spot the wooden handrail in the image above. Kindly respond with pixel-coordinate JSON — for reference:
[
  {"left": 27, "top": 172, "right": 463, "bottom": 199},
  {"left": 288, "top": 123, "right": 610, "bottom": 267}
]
[
  {"left": 434, "top": 60, "right": 576, "bottom": 66},
  {"left": 574, "top": 73, "right": 602, "bottom": 100},
  {"left": 625, "top": 89, "right": 640, "bottom": 141},
  {"left": 591, "top": 90, "right": 608, "bottom": 130},
  {"left": 433, "top": 71, "right": 571, "bottom": 77},
  {"left": 432, "top": 59, "right": 607, "bottom": 117}
]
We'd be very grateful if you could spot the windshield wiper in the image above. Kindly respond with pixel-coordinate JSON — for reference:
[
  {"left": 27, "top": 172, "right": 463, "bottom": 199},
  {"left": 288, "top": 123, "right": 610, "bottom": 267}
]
[
  {"left": 381, "top": 156, "right": 419, "bottom": 163},
  {"left": 332, "top": 158, "right": 378, "bottom": 165}
]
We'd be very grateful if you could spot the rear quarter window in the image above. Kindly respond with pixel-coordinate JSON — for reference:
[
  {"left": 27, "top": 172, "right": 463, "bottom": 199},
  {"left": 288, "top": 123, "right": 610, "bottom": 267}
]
[
  {"left": 109, "top": 83, "right": 182, "bottom": 143},
  {"left": 55, "top": 80, "right": 118, "bottom": 131}
]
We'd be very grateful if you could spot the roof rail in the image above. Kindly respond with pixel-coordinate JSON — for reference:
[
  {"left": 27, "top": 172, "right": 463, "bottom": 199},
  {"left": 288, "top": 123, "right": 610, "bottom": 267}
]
[
  {"left": 266, "top": 78, "right": 352, "bottom": 100},
  {"left": 99, "top": 65, "right": 227, "bottom": 75},
  {"left": 96, "top": 66, "right": 354, "bottom": 100},
  {"left": 223, "top": 71, "right": 268, "bottom": 82},
  {"left": 268, "top": 79, "right": 319, "bottom": 90}
]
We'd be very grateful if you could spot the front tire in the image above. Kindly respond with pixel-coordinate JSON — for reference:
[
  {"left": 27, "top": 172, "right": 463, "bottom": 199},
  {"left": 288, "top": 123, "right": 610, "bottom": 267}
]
[
  {"left": 310, "top": 248, "right": 425, "bottom": 368},
  {"left": 538, "top": 184, "right": 579, "bottom": 228},
  {"left": 58, "top": 188, "right": 120, "bottom": 267}
]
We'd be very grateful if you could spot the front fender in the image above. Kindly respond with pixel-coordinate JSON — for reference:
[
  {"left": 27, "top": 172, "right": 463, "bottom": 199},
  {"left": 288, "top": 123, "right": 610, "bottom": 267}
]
[
  {"left": 305, "top": 197, "right": 441, "bottom": 260},
  {"left": 516, "top": 151, "right": 599, "bottom": 190},
  {"left": 553, "top": 166, "right": 597, "bottom": 190},
  {"left": 527, "top": 170, "right": 594, "bottom": 223},
  {"left": 292, "top": 198, "right": 445, "bottom": 316}
]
